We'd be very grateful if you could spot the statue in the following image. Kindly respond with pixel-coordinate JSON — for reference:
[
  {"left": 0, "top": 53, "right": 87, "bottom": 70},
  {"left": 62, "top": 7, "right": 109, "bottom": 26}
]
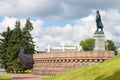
[
  {"left": 18, "top": 45, "right": 34, "bottom": 69},
  {"left": 96, "top": 10, "right": 104, "bottom": 32}
]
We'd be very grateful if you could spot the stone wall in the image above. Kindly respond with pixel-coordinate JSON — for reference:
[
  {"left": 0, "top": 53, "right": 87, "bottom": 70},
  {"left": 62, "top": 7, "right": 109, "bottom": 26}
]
[{"left": 32, "top": 51, "right": 114, "bottom": 76}]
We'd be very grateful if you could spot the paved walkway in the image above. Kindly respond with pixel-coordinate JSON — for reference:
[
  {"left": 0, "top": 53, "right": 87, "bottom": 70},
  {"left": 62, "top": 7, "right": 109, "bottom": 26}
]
[{"left": 1, "top": 73, "right": 48, "bottom": 80}]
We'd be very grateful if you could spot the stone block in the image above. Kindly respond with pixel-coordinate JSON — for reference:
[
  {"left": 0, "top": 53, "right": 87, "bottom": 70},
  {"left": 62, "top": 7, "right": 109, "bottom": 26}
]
[{"left": 94, "top": 33, "right": 105, "bottom": 51}]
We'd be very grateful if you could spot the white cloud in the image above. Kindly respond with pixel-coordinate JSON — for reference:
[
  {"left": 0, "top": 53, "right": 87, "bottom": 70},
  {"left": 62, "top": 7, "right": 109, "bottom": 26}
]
[
  {"left": 31, "top": 20, "right": 44, "bottom": 37},
  {"left": 0, "top": 17, "right": 16, "bottom": 32},
  {"left": 0, "top": 0, "right": 120, "bottom": 20},
  {"left": 0, "top": 9, "right": 120, "bottom": 51},
  {"left": 34, "top": 9, "right": 120, "bottom": 50},
  {"left": 0, "top": 17, "right": 26, "bottom": 32},
  {"left": 0, "top": 1, "right": 12, "bottom": 9}
]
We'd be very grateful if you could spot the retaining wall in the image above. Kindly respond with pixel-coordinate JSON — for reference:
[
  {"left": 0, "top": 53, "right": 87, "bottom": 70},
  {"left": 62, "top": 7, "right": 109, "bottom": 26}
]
[{"left": 32, "top": 51, "right": 114, "bottom": 76}]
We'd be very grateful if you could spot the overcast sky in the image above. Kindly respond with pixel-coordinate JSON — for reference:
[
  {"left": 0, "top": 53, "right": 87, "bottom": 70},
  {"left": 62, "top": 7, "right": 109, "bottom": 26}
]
[{"left": 0, "top": 0, "right": 120, "bottom": 50}]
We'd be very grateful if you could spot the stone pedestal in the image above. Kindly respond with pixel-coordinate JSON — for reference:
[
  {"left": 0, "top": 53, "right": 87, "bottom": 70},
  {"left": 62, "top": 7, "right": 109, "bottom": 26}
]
[{"left": 94, "top": 32, "right": 105, "bottom": 51}]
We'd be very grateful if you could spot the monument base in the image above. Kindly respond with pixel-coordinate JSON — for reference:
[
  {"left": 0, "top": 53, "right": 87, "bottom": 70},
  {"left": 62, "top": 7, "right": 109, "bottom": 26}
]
[{"left": 94, "top": 32, "right": 105, "bottom": 51}]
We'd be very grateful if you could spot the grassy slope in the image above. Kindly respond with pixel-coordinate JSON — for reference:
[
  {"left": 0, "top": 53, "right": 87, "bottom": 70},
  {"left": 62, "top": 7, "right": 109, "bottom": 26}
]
[
  {"left": 0, "top": 76, "right": 10, "bottom": 80},
  {"left": 43, "top": 55, "right": 120, "bottom": 80}
]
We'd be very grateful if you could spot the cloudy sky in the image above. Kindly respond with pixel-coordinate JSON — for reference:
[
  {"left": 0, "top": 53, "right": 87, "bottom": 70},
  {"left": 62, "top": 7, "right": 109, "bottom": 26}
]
[{"left": 0, "top": 0, "right": 120, "bottom": 50}]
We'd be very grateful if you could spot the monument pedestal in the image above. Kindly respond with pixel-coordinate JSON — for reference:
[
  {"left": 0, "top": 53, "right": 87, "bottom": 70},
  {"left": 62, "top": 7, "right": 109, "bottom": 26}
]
[{"left": 94, "top": 32, "right": 105, "bottom": 51}]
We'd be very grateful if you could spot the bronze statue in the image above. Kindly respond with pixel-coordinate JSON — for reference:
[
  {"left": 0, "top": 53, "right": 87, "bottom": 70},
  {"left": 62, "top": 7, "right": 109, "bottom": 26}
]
[
  {"left": 96, "top": 10, "right": 104, "bottom": 32},
  {"left": 18, "top": 45, "right": 34, "bottom": 69}
]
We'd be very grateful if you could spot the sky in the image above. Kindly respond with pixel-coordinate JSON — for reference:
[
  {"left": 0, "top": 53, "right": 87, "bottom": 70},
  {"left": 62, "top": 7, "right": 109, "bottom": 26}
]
[{"left": 0, "top": 0, "right": 120, "bottom": 51}]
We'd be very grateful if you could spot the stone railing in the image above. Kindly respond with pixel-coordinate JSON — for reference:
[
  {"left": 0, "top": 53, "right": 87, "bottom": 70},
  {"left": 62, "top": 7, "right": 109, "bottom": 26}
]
[{"left": 33, "top": 51, "right": 114, "bottom": 59}]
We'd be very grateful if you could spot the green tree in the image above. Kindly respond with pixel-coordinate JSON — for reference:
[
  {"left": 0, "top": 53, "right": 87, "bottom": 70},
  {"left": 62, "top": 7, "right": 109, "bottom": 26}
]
[
  {"left": 80, "top": 38, "right": 95, "bottom": 51},
  {"left": 80, "top": 38, "right": 117, "bottom": 55},
  {"left": 0, "top": 27, "right": 12, "bottom": 71},
  {"left": 105, "top": 40, "right": 118, "bottom": 55},
  {"left": 21, "top": 18, "right": 35, "bottom": 54},
  {"left": 6, "top": 21, "right": 23, "bottom": 72},
  {"left": 0, "top": 19, "right": 35, "bottom": 73}
]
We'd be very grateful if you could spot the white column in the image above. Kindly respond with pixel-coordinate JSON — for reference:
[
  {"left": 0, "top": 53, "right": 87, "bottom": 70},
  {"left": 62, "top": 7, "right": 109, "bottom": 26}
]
[
  {"left": 77, "top": 44, "right": 80, "bottom": 51},
  {"left": 62, "top": 44, "right": 65, "bottom": 52},
  {"left": 47, "top": 44, "right": 51, "bottom": 52},
  {"left": 80, "top": 46, "right": 82, "bottom": 51}
]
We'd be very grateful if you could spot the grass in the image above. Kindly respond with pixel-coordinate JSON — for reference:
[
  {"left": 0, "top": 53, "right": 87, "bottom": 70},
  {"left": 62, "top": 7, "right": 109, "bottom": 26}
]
[
  {"left": 43, "top": 55, "right": 120, "bottom": 80},
  {"left": 6, "top": 69, "right": 32, "bottom": 74},
  {"left": 0, "top": 69, "right": 32, "bottom": 80},
  {"left": 0, "top": 76, "right": 10, "bottom": 80}
]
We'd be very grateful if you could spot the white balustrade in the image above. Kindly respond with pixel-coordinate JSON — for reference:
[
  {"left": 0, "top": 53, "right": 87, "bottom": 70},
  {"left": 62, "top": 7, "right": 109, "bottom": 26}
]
[{"left": 47, "top": 44, "right": 82, "bottom": 52}]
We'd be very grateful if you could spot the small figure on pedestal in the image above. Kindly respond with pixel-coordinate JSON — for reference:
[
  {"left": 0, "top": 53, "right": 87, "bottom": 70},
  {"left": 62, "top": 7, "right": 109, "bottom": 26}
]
[
  {"left": 94, "top": 10, "right": 105, "bottom": 51},
  {"left": 96, "top": 10, "right": 104, "bottom": 33}
]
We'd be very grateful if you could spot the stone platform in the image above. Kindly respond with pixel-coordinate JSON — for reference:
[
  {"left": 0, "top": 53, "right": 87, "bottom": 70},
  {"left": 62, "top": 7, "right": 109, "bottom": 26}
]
[
  {"left": 32, "top": 51, "right": 114, "bottom": 76},
  {"left": 94, "top": 32, "right": 105, "bottom": 51}
]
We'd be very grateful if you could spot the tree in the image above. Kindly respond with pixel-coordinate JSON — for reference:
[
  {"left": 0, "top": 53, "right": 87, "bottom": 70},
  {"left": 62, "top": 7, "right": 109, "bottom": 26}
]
[
  {"left": 80, "top": 38, "right": 117, "bottom": 55},
  {"left": 105, "top": 40, "right": 118, "bottom": 55},
  {"left": 21, "top": 18, "right": 35, "bottom": 54},
  {"left": 0, "top": 27, "right": 12, "bottom": 71},
  {"left": 0, "top": 19, "right": 35, "bottom": 73},
  {"left": 80, "top": 38, "right": 95, "bottom": 51},
  {"left": 6, "top": 21, "right": 23, "bottom": 72}
]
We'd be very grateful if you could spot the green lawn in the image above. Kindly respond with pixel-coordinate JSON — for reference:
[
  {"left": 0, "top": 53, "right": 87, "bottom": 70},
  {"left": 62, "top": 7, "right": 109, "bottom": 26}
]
[
  {"left": 43, "top": 55, "right": 120, "bottom": 80},
  {"left": 0, "top": 76, "right": 10, "bottom": 80}
]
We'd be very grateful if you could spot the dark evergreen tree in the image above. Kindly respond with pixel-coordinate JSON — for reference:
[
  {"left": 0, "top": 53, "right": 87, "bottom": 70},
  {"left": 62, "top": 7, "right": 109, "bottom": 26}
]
[
  {"left": 6, "top": 21, "right": 23, "bottom": 72},
  {"left": 21, "top": 18, "right": 35, "bottom": 54},
  {"left": 0, "top": 27, "right": 12, "bottom": 71},
  {"left": 0, "top": 19, "right": 35, "bottom": 73}
]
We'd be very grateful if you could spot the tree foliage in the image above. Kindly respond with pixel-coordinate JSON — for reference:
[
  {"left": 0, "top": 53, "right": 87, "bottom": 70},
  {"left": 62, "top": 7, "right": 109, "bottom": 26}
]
[
  {"left": 0, "top": 19, "right": 35, "bottom": 73},
  {"left": 21, "top": 18, "right": 34, "bottom": 54},
  {"left": 80, "top": 38, "right": 95, "bottom": 51},
  {"left": 105, "top": 40, "right": 118, "bottom": 55},
  {"left": 80, "top": 38, "right": 117, "bottom": 55},
  {"left": 0, "top": 27, "right": 12, "bottom": 70}
]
